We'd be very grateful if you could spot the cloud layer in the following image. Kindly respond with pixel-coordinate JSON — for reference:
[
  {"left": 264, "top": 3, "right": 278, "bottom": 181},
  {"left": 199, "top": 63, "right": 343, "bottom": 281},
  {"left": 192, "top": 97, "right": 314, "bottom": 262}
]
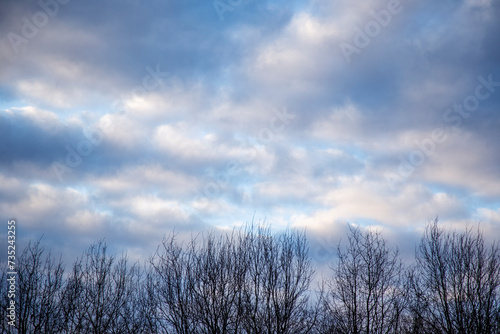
[{"left": 1, "top": 0, "right": 499, "bottom": 264}]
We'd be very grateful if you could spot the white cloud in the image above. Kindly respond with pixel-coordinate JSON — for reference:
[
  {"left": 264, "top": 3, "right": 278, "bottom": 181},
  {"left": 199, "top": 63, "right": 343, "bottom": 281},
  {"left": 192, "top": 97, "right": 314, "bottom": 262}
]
[
  {"left": 66, "top": 210, "right": 107, "bottom": 232},
  {"left": 292, "top": 179, "right": 466, "bottom": 229},
  {"left": 126, "top": 195, "right": 187, "bottom": 222},
  {"left": 310, "top": 103, "right": 364, "bottom": 142},
  {"left": 9, "top": 106, "right": 62, "bottom": 134},
  {"left": 420, "top": 129, "right": 500, "bottom": 197},
  {"left": 97, "top": 112, "right": 148, "bottom": 149},
  {"left": 0, "top": 183, "right": 88, "bottom": 228},
  {"left": 91, "top": 164, "right": 198, "bottom": 196},
  {"left": 154, "top": 123, "right": 218, "bottom": 159},
  {"left": 1, "top": 0, "right": 499, "bottom": 266}
]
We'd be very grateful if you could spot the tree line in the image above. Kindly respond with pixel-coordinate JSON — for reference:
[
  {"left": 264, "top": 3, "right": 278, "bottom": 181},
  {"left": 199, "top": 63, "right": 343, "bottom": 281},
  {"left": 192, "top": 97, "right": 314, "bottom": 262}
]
[{"left": 2, "top": 220, "right": 500, "bottom": 334}]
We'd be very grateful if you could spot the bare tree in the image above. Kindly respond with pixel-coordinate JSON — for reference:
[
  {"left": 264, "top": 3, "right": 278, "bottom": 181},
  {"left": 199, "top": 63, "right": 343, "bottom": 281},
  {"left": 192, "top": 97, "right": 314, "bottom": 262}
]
[
  {"left": 148, "top": 226, "right": 319, "bottom": 334},
  {"left": 0, "top": 267, "right": 11, "bottom": 334},
  {"left": 409, "top": 219, "right": 500, "bottom": 334},
  {"left": 241, "top": 226, "right": 320, "bottom": 334},
  {"left": 0, "top": 239, "right": 66, "bottom": 334},
  {"left": 325, "top": 225, "right": 407, "bottom": 334},
  {"left": 148, "top": 233, "right": 198, "bottom": 334},
  {"left": 190, "top": 231, "right": 248, "bottom": 334},
  {"left": 138, "top": 264, "right": 162, "bottom": 333},
  {"left": 21, "top": 221, "right": 500, "bottom": 333},
  {"left": 149, "top": 230, "right": 249, "bottom": 334},
  {"left": 63, "top": 240, "right": 143, "bottom": 334}
]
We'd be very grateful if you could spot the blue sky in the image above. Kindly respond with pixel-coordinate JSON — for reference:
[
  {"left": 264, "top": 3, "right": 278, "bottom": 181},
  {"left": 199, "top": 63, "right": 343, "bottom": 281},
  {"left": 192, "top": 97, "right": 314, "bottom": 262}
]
[{"left": 1, "top": 0, "right": 500, "bottom": 263}]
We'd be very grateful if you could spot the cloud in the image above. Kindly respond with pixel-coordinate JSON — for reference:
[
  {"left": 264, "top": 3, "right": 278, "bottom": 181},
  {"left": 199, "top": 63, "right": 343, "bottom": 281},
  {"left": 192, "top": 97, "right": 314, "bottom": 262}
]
[
  {"left": 0, "top": 107, "right": 74, "bottom": 166},
  {"left": 0, "top": 0, "right": 499, "bottom": 267},
  {"left": 416, "top": 129, "right": 500, "bottom": 197},
  {"left": 90, "top": 164, "right": 198, "bottom": 197}
]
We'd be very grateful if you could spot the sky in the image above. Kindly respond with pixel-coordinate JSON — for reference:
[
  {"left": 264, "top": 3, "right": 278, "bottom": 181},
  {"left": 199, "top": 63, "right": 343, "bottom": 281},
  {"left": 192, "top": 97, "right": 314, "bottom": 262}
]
[{"left": 1, "top": 0, "right": 500, "bottom": 265}]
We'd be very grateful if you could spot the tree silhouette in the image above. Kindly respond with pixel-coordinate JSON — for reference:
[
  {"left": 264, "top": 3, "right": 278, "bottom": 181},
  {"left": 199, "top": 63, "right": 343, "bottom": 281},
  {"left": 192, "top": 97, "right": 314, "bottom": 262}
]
[
  {"left": 409, "top": 220, "right": 500, "bottom": 334},
  {"left": 2, "top": 221, "right": 500, "bottom": 333},
  {"left": 1, "top": 239, "right": 65, "bottom": 334},
  {"left": 63, "top": 240, "right": 143, "bottom": 334},
  {"left": 147, "top": 226, "right": 319, "bottom": 334},
  {"left": 324, "top": 225, "right": 408, "bottom": 334}
]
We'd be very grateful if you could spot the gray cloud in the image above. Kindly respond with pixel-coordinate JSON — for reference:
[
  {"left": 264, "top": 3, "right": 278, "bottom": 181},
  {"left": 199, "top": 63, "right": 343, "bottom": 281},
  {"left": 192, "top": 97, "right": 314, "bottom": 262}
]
[{"left": 1, "top": 0, "right": 499, "bottom": 266}]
